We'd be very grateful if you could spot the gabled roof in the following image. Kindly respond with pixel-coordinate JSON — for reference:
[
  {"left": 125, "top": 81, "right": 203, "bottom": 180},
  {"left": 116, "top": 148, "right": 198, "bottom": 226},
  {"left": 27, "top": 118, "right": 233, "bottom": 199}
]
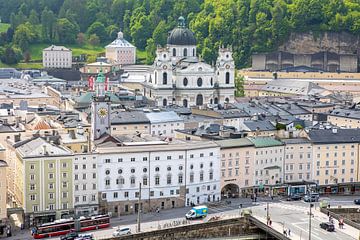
[
  {"left": 248, "top": 137, "right": 284, "bottom": 148},
  {"left": 111, "top": 111, "right": 150, "bottom": 125},
  {"left": 308, "top": 129, "right": 360, "bottom": 144},
  {"left": 16, "top": 137, "right": 73, "bottom": 158},
  {"left": 215, "top": 138, "right": 254, "bottom": 148},
  {"left": 145, "top": 111, "right": 182, "bottom": 123},
  {"left": 242, "top": 120, "right": 276, "bottom": 131}
]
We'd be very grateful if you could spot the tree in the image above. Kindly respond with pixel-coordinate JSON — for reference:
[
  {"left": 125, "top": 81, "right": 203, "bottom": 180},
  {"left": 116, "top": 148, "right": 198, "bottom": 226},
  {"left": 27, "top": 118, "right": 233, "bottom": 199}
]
[
  {"left": 28, "top": 9, "right": 39, "bottom": 25},
  {"left": 41, "top": 8, "right": 56, "bottom": 41},
  {"left": 54, "top": 18, "right": 79, "bottom": 44},
  {"left": 76, "top": 32, "right": 86, "bottom": 45},
  {"left": 13, "top": 23, "right": 35, "bottom": 51},
  {"left": 88, "top": 34, "right": 100, "bottom": 45},
  {"left": 24, "top": 51, "right": 31, "bottom": 62},
  {"left": 87, "top": 21, "right": 107, "bottom": 42},
  {"left": 106, "top": 25, "right": 119, "bottom": 41},
  {"left": 145, "top": 38, "right": 156, "bottom": 64},
  {"left": 152, "top": 20, "right": 168, "bottom": 46},
  {"left": 0, "top": 46, "right": 22, "bottom": 64},
  {"left": 235, "top": 73, "right": 245, "bottom": 97}
]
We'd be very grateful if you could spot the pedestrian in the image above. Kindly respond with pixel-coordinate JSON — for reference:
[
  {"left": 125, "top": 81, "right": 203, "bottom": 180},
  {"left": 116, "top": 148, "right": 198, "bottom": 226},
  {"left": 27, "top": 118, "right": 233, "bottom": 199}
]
[
  {"left": 328, "top": 204, "right": 331, "bottom": 209},
  {"left": 288, "top": 228, "right": 291, "bottom": 236},
  {"left": 283, "top": 229, "right": 287, "bottom": 236},
  {"left": 269, "top": 220, "right": 272, "bottom": 226}
]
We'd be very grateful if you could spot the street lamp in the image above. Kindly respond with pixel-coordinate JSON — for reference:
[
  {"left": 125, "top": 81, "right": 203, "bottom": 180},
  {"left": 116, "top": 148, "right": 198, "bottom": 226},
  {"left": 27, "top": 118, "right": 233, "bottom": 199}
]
[{"left": 309, "top": 203, "right": 314, "bottom": 240}]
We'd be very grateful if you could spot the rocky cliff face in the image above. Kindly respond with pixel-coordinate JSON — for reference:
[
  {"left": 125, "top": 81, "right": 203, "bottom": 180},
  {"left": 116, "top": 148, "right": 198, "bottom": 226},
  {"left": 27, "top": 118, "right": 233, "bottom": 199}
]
[{"left": 279, "top": 32, "right": 360, "bottom": 55}]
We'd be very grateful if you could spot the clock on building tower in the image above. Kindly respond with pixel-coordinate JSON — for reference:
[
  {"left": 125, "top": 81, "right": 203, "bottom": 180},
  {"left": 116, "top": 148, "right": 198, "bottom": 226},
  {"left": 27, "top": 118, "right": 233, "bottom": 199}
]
[{"left": 91, "top": 70, "right": 111, "bottom": 141}]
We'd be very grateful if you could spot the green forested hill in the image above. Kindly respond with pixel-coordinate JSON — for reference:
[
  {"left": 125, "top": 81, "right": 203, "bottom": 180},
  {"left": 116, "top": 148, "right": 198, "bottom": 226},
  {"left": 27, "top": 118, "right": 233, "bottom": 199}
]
[{"left": 1, "top": 0, "right": 360, "bottom": 67}]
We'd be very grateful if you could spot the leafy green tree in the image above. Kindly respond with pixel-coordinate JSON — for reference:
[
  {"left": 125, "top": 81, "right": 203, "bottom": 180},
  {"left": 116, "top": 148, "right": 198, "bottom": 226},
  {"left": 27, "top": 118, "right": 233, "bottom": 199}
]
[
  {"left": 152, "top": 20, "right": 168, "bottom": 46},
  {"left": 28, "top": 9, "right": 39, "bottom": 25},
  {"left": 235, "top": 73, "right": 245, "bottom": 97},
  {"left": 41, "top": 8, "right": 56, "bottom": 41},
  {"left": 88, "top": 34, "right": 100, "bottom": 45},
  {"left": 76, "top": 32, "right": 86, "bottom": 45},
  {"left": 13, "top": 23, "right": 36, "bottom": 51},
  {"left": 106, "top": 25, "right": 119, "bottom": 41},
  {"left": 145, "top": 38, "right": 156, "bottom": 64},
  {"left": 54, "top": 18, "right": 79, "bottom": 44},
  {"left": 87, "top": 21, "right": 107, "bottom": 42},
  {"left": 0, "top": 46, "right": 22, "bottom": 64}
]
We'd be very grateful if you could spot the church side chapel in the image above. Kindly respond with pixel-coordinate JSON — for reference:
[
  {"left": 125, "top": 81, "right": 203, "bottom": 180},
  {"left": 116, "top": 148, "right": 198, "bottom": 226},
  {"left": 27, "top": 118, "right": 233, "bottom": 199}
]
[{"left": 143, "top": 17, "right": 235, "bottom": 107}]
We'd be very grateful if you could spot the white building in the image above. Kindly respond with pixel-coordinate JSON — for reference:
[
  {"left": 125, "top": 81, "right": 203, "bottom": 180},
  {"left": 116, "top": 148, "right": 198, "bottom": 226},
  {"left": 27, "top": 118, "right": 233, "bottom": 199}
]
[
  {"left": 95, "top": 135, "right": 220, "bottom": 215},
  {"left": 249, "top": 137, "right": 285, "bottom": 187},
  {"left": 105, "top": 31, "right": 136, "bottom": 65},
  {"left": 145, "top": 111, "right": 184, "bottom": 137},
  {"left": 73, "top": 154, "right": 99, "bottom": 216},
  {"left": 43, "top": 45, "right": 72, "bottom": 68},
  {"left": 143, "top": 16, "right": 235, "bottom": 107}
]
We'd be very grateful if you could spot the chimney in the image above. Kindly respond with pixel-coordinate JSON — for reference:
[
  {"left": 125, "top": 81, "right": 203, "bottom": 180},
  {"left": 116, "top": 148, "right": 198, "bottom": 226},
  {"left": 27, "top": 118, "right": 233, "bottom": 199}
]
[
  {"left": 14, "top": 134, "right": 21, "bottom": 142},
  {"left": 332, "top": 128, "right": 338, "bottom": 134},
  {"left": 43, "top": 145, "right": 49, "bottom": 155}
]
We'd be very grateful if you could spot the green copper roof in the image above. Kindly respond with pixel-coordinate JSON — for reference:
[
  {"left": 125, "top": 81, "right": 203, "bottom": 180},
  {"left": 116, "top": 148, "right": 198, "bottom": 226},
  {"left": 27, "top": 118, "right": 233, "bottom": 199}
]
[
  {"left": 248, "top": 137, "right": 283, "bottom": 148},
  {"left": 96, "top": 70, "right": 105, "bottom": 83},
  {"left": 178, "top": 16, "right": 185, "bottom": 28},
  {"left": 215, "top": 138, "right": 254, "bottom": 148}
]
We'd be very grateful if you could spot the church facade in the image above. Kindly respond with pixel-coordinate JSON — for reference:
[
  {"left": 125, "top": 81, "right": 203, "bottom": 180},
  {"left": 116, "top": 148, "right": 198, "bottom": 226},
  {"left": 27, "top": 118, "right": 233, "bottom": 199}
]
[{"left": 143, "top": 17, "right": 235, "bottom": 107}]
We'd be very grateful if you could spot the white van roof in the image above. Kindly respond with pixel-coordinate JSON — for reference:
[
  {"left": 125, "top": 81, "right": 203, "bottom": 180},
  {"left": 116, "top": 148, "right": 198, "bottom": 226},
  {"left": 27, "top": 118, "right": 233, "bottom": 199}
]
[{"left": 193, "top": 205, "right": 207, "bottom": 209}]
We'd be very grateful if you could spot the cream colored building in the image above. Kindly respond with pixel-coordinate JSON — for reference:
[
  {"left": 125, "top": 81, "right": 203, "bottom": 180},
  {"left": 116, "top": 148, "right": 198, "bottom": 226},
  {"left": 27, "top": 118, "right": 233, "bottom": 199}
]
[
  {"left": 309, "top": 129, "right": 360, "bottom": 191},
  {"left": 43, "top": 45, "right": 72, "bottom": 68},
  {"left": 216, "top": 139, "right": 255, "bottom": 197},
  {"left": 14, "top": 137, "right": 74, "bottom": 226},
  {"left": 282, "top": 138, "right": 313, "bottom": 183},
  {"left": 327, "top": 108, "right": 360, "bottom": 129},
  {"left": 105, "top": 31, "right": 136, "bottom": 65},
  {"left": 0, "top": 160, "right": 7, "bottom": 221}
]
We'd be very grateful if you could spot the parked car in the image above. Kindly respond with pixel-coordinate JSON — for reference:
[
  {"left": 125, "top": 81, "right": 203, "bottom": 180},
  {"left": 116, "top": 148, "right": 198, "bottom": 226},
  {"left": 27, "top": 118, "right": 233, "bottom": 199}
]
[
  {"left": 60, "top": 232, "right": 79, "bottom": 240},
  {"left": 320, "top": 222, "right": 335, "bottom": 232},
  {"left": 113, "top": 227, "right": 131, "bottom": 237},
  {"left": 286, "top": 194, "right": 302, "bottom": 201},
  {"left": 75, "top": 233, "right": 94, "bottom": 240},
  {"left": 304, "top": 193, "right": 319, "bottom": 202},
  {"left": 354, "top": 199, "right": 360, "bottom": 205}
]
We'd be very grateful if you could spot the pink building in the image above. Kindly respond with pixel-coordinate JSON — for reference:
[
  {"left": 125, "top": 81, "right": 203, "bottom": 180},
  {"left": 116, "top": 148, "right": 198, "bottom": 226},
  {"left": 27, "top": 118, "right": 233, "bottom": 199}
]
[{"left": 105, "top": 31, "right": 136, "bottom": 65}]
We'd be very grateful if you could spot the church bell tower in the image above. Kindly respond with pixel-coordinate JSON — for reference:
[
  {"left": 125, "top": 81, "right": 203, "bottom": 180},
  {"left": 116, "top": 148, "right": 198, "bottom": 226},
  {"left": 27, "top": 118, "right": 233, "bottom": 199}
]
[{"left": 91, "top": 70, "right": 111, "bottom": 141}]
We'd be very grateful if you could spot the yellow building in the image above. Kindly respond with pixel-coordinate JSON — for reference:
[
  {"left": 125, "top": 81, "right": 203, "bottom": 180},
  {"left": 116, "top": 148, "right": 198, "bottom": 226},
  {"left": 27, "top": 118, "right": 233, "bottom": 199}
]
[
  {"left": 14, "top": 137, "right": 74, "bottom": 226},
  {"left": 309, "top": 129, "right": 360, "bottom": 194},
  {"left": 216, "top": 139, "right": 255, "bottom": 197},
  {"left": 0, "top": 160, "right": 7, "bottom": 221},
  {"left": 327, "top": 108, "right": 360, "bottom": 129}
]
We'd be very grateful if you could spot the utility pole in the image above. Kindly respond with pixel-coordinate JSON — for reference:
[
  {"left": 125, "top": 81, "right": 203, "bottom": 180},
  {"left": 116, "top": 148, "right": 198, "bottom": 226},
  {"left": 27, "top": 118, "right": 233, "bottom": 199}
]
[
  {"left": 309, "top": 203, "right": 313, "bottom": 240},
  {"left": 137, "top": 182, "right": 142, "bottom": 233},
  {"left": 266, "top": 202, "right": 269, "bottom": 225}
]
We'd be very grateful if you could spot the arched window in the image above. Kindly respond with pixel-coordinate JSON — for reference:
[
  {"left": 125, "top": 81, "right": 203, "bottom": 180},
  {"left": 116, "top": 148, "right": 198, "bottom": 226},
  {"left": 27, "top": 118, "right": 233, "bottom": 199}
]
[
  {"left": 226, "top": 72, "right": 230, "bottom": 84},
  {"left": 172, "top": 48, "right": 176, "bottom": 57},
  {"left": 197, "top": 78, "right": 203, "bottom": 87},
  {"left": 225, "top": 97, "right": 229, "bottom": 103},
  {"left": 163, "top": 98, "right": 167, "bottom": 106},
  {"left": 183, "top": 99, "right": 188, "bottom": 108},
  {"left": 155, "top": 175, "right": 160, "bottom": 185},
  {"left": 143, "top": 176, "right": 148, "bottom": 186},
  {"left": 154, "top": 72, "right": 157, "bottom": 84},
  {"left": 210, "top": 78, "right": 213, "bottom": 86},
  {"left": 163, "top": 72, "right": 167, "bottom": 85},
  {"left": 193, "top": 49, "right": 195, "bottom": 56},
  {"left": 130, "top": 176, "right": 136, "bottom": 185},
  {"left": 183, "top": 78, "right": 188, "bottom": 86},
  {"left": 214, "top": 97, "right": 218, "bottom": 104},
  {"left": 196, "top": 94, "right": 203, "bottom": 106},
  {"left": 209, "top": 171, "right": 213, "bottom": 180},
  {"left": 183, "top": 48, "right": 187, "bottom": 57},
  {"left": 210, "top": 99, "right": 213, "bottom": 104}
]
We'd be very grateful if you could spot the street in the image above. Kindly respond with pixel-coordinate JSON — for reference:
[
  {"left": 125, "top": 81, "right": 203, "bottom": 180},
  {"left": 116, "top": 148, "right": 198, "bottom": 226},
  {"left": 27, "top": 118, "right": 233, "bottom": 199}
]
[{"left": 6, "top": 195, "right": 360, "bottom": 240}]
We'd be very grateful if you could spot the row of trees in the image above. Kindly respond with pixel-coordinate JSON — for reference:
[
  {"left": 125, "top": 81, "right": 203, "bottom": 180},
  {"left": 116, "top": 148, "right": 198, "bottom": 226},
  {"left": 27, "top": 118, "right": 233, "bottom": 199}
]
[{"left": 2, "top": 0, "right": 360, "bottom": 66}]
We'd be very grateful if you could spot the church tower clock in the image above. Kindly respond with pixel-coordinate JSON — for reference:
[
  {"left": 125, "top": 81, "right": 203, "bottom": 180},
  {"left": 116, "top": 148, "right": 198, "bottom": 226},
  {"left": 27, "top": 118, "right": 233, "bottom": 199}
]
[{"left": 91, "top": 70, "right": 111, "bottom": 141}]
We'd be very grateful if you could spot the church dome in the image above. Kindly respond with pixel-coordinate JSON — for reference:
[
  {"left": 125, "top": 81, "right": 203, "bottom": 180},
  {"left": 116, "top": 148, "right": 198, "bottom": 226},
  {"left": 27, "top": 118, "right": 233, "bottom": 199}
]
[{"left": 167, "top": 16, "right": 196, "bottom": 46}]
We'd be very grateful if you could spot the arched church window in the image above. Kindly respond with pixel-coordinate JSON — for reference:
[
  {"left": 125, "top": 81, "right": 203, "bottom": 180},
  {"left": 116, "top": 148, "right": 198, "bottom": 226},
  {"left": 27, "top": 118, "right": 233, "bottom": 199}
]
[
  {"left": 193, "top": 49, "right": 195, "bottom": 56},
  {"left": 196, "top": 94, "right": 203, "bottom": 106},
  {"left": 225, "top": 97, "right": 229, "bottom": 103},
  {"left": 197, "top": 78, "right": 203, "bottom": 87},
  {"left": 173, "top": 48, "right": 176, "bottom": 57},
  {"left": 163, "top": 72, "right": 167, "bottom": 85},
  {"left": 183, "top": 78, "right": 188, "bottom": 86},
  {"left": 163, "top": 99, "right": 167, "bottom": 106},
  {"left": 210, "top": 78, "right": 213, "bottom": 86},
  {"left": 210, "top": 99, "right": 213, "bottom": 104},
  {"left": 183, "top": 99, "right": 188, "bottom": 108},
  {"left": 214, "top": 97, "right": 218, "bottom": 104},
  {"left": 226, "top": 72, "right": 230, "bottom": 84},
  {"left": 184, "top": 48, "right": 187, "bottom": 57}
]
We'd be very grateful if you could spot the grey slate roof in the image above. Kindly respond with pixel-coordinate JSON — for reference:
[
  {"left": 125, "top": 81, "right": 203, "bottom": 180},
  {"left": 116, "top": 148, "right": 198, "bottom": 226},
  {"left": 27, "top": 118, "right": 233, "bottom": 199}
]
[
  {"left": 111, "top": 111, "right": 150, "bottom": 125},
  {"left": 308, "top": 129, "right": 360, "bottom": 144},
  {"left": 281, "top": 138, "right": 311, "bottom": 145},
  {"left": 329, "top": 108, "right": 360, "bottom": 120},
  {"left": 242, "top": 120, "right": 276, "bottom": 131}
]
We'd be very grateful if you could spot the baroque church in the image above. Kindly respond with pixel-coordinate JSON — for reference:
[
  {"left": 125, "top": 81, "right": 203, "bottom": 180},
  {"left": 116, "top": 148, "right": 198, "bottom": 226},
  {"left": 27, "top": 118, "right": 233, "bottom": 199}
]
[{"left": 142, "top": 17, "right": 235, "bottom": 107}]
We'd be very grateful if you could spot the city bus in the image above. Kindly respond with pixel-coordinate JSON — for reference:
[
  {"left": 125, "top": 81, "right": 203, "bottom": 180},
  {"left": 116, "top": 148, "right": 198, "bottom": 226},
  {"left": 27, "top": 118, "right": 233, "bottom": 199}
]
[{"left": 32, "top": 215, "right": 110, "bottom": 239}]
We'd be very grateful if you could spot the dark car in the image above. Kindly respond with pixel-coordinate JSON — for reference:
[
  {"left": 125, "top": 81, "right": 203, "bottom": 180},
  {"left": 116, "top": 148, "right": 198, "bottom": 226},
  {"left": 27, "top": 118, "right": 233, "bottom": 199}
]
[
  {"left": 287, "top": 194, "right": 302, "bottom": 201},
  {"left": 60, "top": 232, "right": 79, "bottom": 240},
  {"left": 320, "top": 222, "right": 335, "bottom": 232},
  {"left": 354, "top": 199, "right": 360, "bottom": 205},
  {"left": 303, "top": 193, "right": 319, "bottom": 202}
]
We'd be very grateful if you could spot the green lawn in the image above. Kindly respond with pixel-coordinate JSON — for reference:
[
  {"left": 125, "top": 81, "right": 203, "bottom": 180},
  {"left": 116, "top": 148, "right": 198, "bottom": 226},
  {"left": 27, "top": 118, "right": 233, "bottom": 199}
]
[
  {"left": 0, "top": 23, "right": 10, "bottom": 33},
  {"left": 28, "top": 43, "right": 105, "bottom": 61},
  {"left": 0, "top": 61, "right": 43, "bottom": 69},
  {"left": 136, "top": 49, "right": 147, "bottom": 64}
]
